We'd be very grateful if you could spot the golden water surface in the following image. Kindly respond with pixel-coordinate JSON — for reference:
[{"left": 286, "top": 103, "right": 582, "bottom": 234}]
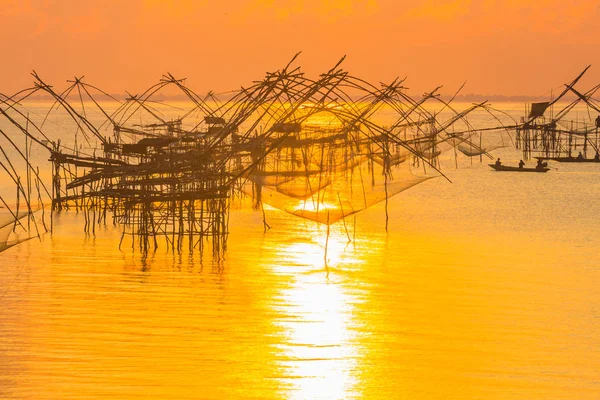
[{"left": 1, "top": 155, "right": 600, "bottom": 399}]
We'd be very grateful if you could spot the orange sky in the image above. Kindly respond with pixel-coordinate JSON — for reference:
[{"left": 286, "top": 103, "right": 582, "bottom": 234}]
[{"left": 2, "top": 0, "right": 599, "bottom": 97}]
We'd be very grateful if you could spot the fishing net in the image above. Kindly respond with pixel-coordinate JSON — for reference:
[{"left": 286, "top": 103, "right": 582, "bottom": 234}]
[
  {"left": 240, "top": 110, "right": 441, "bottom": 224},
  {"left": 0, "top": 210, "right": 33, "bottom": 252},
  {"left": 247, "top": 154, "right": 433, "bottom": 225}
]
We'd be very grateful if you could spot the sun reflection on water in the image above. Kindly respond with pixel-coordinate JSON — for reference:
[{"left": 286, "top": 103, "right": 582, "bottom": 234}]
[{"left": 270, "top": 225, "right": 363, "bottom": 399}]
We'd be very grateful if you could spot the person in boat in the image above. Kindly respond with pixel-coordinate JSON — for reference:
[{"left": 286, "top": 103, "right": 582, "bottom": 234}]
[
  {"left": 596, "top": 115, "right": 600, "bottom": 128},
  {"left": 577, "top": 151, "right": 584, "bottom": 161},
  {"left": 519, "top": 159, "right": 525, "bottom": 168},
  {"left": 536, "top": 158, "right": 548, "bottom": 170},
  {"left": 595, "top": 151, "right": 600, "bottom": 161},
  {"left": 495, "top": 158, "right": 501, "bottom": 167}
]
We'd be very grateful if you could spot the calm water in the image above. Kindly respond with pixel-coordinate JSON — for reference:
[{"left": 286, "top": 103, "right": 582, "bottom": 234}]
[{"left": 1, "top": 103, "right": 600, "bottom": 399}]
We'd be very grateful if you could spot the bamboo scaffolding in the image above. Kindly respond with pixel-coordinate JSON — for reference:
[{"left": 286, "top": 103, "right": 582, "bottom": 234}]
[{"left": 0, "top": 55, "right": 520, "bottom": 256}]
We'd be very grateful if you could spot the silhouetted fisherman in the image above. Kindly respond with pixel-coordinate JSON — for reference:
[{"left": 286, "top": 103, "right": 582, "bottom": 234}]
[
  {"left": 519, "top": 159, "right": 525, "bottom": 168},
  {"left": 596, "top": 115, "right": 600, "bottom": 128},
  {"left": 595, "top": 151, "right": 600, "bottom": 161},
  {"left": 495, "top": 158, "right": 501, "bottom": 167},
  {"left": 577, "top": 151, "right": 584, "bottom": 161},
  {"left": 536, "top": 158, "right": 546, "bottom": 170}
]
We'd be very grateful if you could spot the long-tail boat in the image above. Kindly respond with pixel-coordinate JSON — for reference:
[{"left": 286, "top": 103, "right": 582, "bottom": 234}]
[{"left": 489, "top": 164, "right": 550, "bottom": 173}]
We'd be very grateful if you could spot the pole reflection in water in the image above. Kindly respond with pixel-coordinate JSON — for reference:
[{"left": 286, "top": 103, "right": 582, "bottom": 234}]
[{"left": 2, "top": 161, "right": 600, "bottom": 399}]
